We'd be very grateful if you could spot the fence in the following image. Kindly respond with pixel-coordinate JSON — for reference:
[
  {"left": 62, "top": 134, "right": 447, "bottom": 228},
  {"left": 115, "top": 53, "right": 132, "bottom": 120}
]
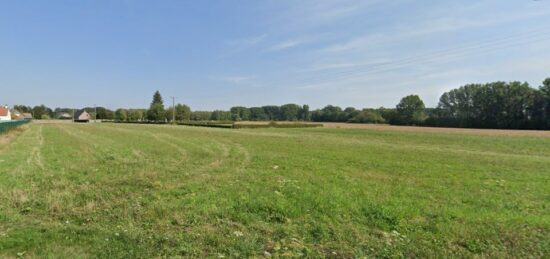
[{"left": 0, "top": 120, "right": 31, "bottom": 135}]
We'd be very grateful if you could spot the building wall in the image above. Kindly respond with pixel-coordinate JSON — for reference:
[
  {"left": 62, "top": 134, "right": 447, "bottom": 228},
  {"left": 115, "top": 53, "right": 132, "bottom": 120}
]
[{"left": 0, "top": 110, "right": 11, "bottom": 121}]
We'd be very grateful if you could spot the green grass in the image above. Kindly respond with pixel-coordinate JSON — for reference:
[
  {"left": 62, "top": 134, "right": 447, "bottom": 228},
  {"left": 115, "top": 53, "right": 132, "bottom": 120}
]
[{"left": 0, "top": 123, "right": 548, "bottom": 258}]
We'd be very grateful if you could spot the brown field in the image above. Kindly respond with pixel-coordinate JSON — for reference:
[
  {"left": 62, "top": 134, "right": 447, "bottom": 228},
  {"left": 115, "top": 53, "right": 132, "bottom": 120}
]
[
  {"left": 321, "top": 122, "right": 550, "bottom": 137},
  {"left": 235, "top": 121, "right": 550, "bottom": 137}
]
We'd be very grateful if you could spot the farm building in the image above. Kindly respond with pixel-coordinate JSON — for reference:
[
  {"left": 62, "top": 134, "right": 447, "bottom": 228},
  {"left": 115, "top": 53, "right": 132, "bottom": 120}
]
[
  {"left": 10, "top": 109, "right": 23, "bottom": 120},
  {"left": 74, "top": 110, "right": 92, "bottom": 122},
  {"left": 58, "top": 112, "right": 72, "bottom": 120},
  {"left": 23, "top": 113, "right": 33, "bottom": 119},
  {"left": 0, "top": 106, "right": 12, "bottom": 121}
]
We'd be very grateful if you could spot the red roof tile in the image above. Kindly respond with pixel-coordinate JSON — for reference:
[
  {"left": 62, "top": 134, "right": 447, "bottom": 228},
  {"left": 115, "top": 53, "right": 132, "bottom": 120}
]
[{"left": 0, "top": 107, "right": 9, "bottom": 117}]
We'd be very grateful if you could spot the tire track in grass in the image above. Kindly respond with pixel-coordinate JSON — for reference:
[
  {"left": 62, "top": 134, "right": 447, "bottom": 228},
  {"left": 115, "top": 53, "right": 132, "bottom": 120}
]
[
  {"left": 67, "top": 124, "right": 158, "bottom": 166},
  {"left": 26, "top": 125, "right": 44, "bottom": 170},
  {"left": 99, "top": 124, "right": 193, "bottom": 166}
]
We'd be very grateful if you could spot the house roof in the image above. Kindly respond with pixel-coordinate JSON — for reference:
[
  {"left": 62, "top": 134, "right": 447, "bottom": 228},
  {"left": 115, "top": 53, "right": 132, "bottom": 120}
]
[
  {"left": 74, "top": 110, "right": 91, "bottom": 120},
  {"left": 0, "top": 107, "right": 9, "bottom": 117}
]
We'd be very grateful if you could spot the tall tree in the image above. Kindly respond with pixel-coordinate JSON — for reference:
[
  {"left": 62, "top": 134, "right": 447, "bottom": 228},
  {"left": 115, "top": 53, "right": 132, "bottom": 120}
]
[
  {"left": 280, "top": 104, "right": 301, "bottom": 121},
  {"left": 147, "top": 91, "right": 165, "bottom": 122},
  {"left": 115, "top": 109, "right": 128, "bottom": 122},
  {"left": 262, "top": 106, "right": 281, "bottom": 121},
  {"left": 230, "top": 106, "right": 250, "bottom": 121},
  {"left": 32, "top": 105, "right": 53, "bottom": 120},
  {"left": 249, "top": 107, "right": 268, "bottom": 121},
  {"left": 14, "top": 105, "right": 32, "bottom": 113},
  {"left": 396, "top": 95, "right": 426, "bottom": 125},
  {"left": 175, "top": 104, "right": 192, "bottom": 121},
  {"left": 299, "top": 105, "right": 310, "bottom": 121},
  {"left": 541, "top": 78, "right": 550, "bottom": 128}
]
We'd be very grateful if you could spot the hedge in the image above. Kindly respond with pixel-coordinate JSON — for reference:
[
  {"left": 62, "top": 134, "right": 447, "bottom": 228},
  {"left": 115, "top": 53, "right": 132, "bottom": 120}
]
[
  {"left": 233, "top": 122, "right": 323, "bottom": 129},
  {"left": 0, "top": 120, "right": 31, "bottom": 135}
]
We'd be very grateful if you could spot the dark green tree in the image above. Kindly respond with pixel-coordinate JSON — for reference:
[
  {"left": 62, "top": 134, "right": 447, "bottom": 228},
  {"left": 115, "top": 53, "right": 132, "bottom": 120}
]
[
  {"left": 249, "top": 107, "right": 268, "bottom": 121},
  {"left": 175, "top": 104, "right": 191, "bottom": 121},
  {"left": 230, "top": 106, "right": 251, "bottom": 121},
  {"left": 14, "top": 105, "right": 32, "bottom": 113},
  {"left": 115, "top": 109, "right": 128, "bottom": 122},
  {"left": 299, "top": 105, "right": 310, "bottom": 121},
  {"left": 262, "top": 106, "right": 281, "bottom": 121},
  {"left": 32, "top": 105, "right": 53, "bottom": 120},
  {"left": 280, "top": 104, "right": 301, "bottom": 121},
  {"left": 396, "top": 95, "right": 426, "bottom": 125},
  {"left": 147, "top": 91, "right": 165, "bottom": 122}
]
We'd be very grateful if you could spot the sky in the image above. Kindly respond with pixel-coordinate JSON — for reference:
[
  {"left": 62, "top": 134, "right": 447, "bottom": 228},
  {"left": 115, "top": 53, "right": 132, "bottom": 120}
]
[{"left": 1, "top": 0, "right": 550, "bottom": 110}]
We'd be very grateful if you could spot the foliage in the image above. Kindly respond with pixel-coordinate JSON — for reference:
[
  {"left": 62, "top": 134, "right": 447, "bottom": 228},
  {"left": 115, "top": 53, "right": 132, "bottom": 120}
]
[
  {"left": 279, "top": 104, "right": 301, "bottom": 121},
  {"left": 395, "top": 95, "right": 427, "bottom": 125},
  {"left": 175, "top": 104, "right": 192, "bottom": 121},
  {"left": 210, "top": 110, "right": 232, "bottom": 121},
  {"left": 262, "top": 105, "right": 281, "bottom": 121},
  {"left": 82, "top": 107, "right": 115, "bottom": 120},
  {"left": 191, "top": 111, "right": 212, "bottom": 121},
  {"left": 230, "top": 106, "right": 251, "bottom": 121},
  {"left": 349, "top": 109, "right": 386, "bottom": 124},
  {"left": 32, "top": 105, "right": 53, "bottom": 120},
  {"left": 13, "top": 105, "right": 32, "bottom": 113},
  {"left": 249, "top": 107, "right": 268, "bottom": 121},
  {"left": 427, "top": 81, "right": 548, "bottom": 129},
  {"left": 147, "top": 91, "right": 165, "bottom": 122}
]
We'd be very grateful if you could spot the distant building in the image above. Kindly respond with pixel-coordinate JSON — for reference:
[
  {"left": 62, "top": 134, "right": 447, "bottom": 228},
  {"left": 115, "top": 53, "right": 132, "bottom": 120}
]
[
  {"left": 74, "top": 110, "right": 92, "bottom": 122},
  {"left": 10, "top": 109, "right": 23, "bottom": 120},
  {"left": 22, "top": 113, "right": 33, "bottom": 120},
  {"left": 58, "top": 112, "right": 72, "bottom": 120},
  {"left": 0, "top": 106, "right": 12, "bottom": 121}
]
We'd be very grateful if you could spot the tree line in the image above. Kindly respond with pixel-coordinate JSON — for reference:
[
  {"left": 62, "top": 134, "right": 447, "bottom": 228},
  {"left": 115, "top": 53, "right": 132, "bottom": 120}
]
[{"left": 12, "top": 77, "right": 550, "bottom": 129}]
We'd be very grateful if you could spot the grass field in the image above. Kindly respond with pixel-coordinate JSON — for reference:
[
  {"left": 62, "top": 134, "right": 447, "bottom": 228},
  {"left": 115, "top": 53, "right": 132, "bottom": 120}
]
[{"left": 0, "top": 123, "right": 549, "bottom": 258}]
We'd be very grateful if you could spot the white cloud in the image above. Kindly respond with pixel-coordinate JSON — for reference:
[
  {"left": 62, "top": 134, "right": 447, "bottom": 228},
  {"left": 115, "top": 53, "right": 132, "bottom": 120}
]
[
  {"left": 268, "top": 39, "right": 305, "bottom": 51},
  {"left": 220, "top": 75, "right": 258, "bottom": 85}
]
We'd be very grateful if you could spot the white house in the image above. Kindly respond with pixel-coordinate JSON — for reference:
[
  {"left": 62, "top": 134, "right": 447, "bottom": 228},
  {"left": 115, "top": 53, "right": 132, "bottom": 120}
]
[{"left": 0, "top": 106, "right": 11, "bottom": 121}]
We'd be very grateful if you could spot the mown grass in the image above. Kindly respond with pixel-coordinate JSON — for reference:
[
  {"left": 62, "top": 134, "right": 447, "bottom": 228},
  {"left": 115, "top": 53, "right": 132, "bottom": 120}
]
[{"left": 0, "top": 123, "right": 548, "bottom": 258}]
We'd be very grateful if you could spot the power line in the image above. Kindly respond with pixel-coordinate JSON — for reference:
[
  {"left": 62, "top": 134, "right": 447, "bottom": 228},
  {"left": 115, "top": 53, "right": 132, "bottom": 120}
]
[{"left": 294, "top": 27, "right": 550, "bottom": 87}]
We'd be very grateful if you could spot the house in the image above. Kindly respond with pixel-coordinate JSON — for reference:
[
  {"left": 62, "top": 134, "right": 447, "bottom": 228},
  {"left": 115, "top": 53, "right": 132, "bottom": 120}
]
[
  {"left": 0, "top": 106, "right": 11, "bottom": 121},
  {"left": 10, "top": 109, "right": 23, "bottom": 120},
  {"left": 23, "top": 113, "right": 33, "bottom": 120},
  {"left": 74, "top": 110, "right": 92, "bottom": 122},
  {"left": 58, "top": 112, "right": 72, "bottom": 120}
]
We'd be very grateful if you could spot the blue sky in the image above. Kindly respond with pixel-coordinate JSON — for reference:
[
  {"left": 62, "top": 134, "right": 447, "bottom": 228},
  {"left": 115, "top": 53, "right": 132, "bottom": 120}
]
[{"left": 1, "top": 0, "right": 550, "bottom": 110}]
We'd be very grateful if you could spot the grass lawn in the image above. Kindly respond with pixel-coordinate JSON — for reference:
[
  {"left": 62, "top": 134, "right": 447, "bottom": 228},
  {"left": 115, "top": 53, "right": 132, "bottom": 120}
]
[{"left": 0, "top": 123, "right": 549, "bottom": 258}]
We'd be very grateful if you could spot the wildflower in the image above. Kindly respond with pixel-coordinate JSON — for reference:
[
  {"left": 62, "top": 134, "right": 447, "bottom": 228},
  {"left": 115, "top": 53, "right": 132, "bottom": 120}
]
[{"left": 233, "top": 231, "right": 244, "bottom": 237}]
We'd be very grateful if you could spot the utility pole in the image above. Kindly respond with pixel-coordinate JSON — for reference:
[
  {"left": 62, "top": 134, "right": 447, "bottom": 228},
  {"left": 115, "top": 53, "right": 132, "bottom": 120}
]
[
  {"left": 94, "top": 104, "right": 97, "bottom": 123},
  {"left": 171, "top": 96, "right": 176, "bottom": 124}
]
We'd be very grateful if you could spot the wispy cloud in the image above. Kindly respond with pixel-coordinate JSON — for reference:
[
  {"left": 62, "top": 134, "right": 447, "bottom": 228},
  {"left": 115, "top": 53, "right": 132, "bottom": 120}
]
[
  {"left": 223, "top": 34, "right": 268, "bottom": 56},
  {"left": 219, "top": 75, "right": 258, "bottom": 85},
  {"left": 228, "top": 34, "right": 267, "bottom": 47},
  {"left": 268, "top": 39, "right": 305, "bottom": 52},
  {"left": 274, "top": 0, "right": 386, "bottom": 29},
  {"left": 267, "top": 33, "right": 329, "bottom": 52},
  {"left": 320, "top": 8, "right": 550, "bottom": 54}
]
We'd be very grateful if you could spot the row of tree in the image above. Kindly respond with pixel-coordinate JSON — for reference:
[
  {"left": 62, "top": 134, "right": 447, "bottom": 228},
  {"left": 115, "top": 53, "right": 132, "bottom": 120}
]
[
  {"left": 426, "top": 79, "right": 550, "bottom": 129},
  {"left": 12, "top": 105, "right": 117, "bottom": 120},
  {"left": 13, "top": 77, "right": 550, "bottom": 129}
]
